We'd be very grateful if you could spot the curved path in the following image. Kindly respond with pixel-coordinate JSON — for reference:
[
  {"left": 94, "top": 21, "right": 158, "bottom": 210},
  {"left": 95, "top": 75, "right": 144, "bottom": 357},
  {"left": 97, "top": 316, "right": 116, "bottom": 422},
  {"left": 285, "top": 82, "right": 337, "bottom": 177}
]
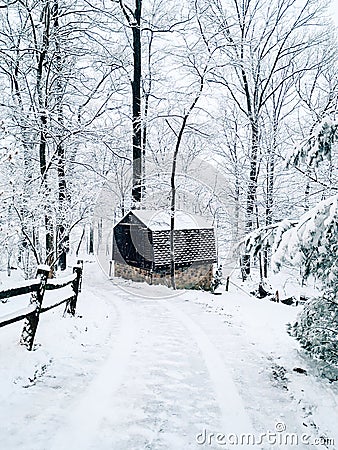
[
  {"left": 48, "top": 263, "right": 254, "bottom": 450},
  {"left": 49, "top": 263, "right": 319, "bottom": 450},
  {"left": 1, "top": 261, "right": 335, "bottom": 449}
]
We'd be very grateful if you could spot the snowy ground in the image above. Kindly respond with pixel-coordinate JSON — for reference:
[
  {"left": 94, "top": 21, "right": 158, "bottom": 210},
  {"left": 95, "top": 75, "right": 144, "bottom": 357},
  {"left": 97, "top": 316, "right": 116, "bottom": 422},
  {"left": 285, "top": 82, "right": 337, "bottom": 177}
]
[{"left": 0, "top": 261, "right": 337, "bottom": 450}]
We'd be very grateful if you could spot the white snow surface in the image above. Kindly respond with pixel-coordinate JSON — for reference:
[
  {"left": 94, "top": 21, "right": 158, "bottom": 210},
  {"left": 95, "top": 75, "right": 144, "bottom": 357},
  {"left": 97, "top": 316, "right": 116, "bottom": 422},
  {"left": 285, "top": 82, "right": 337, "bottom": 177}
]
[
  {"left": 0, "top": 261, "right": 337, "bottom": 450},
  {"left": 131, "top": 209, "right": 214, "bottom": 231}
]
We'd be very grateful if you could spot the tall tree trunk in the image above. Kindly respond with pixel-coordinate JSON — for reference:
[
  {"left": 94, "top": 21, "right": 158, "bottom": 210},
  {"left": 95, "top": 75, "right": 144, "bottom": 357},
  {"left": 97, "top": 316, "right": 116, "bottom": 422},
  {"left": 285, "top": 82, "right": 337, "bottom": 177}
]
[
  {"left": 232, "top": 139, "right": 240, "bottom": 243},
  {"left": 89, "top": 224, "right": 94, "bottom": 255},
  {"left": 169, "top": 76, "right": 205, "bottom": 289},
  {"left": 131, "top": 0, "right": 143, "bottom": 204},
  {"left": 245, "top": 121, "right": 259, "bottom": 233},
  {"left": 263, "top": 131, "right": 276, "bottom": 278},
  {"left": 304, "top": 177, "right": 310, "bottom": 211},
  {"left": 119, "top": 0, "right": 143, "bottom": 204},
  {"left": 12, "top": 49, "right": 40, "bottom": 270},
  {"left": 53, "top": 0, "right": 68, "bottom": 271},
  {"left": 170, "top": 118, "right": 188, "bottom": 289},
  {"left": 142, "top": 30, "right": 153, "bottom": 192},
  {"left": 37, "top": 1, "right": 54, "bottom": 269},
  {"left": 242, "top": 121, "right": 260, "bottom": 278}
]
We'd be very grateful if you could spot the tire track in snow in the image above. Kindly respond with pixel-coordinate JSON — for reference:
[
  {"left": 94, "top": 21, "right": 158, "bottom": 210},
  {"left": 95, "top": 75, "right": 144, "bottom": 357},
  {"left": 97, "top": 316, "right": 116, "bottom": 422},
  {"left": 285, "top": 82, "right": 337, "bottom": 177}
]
[
  {"left": 164, "top": 300, "right": 254, "bottom": 440},
  {"left": 50, "top": 294, "right": 135, "bottom": 450}
]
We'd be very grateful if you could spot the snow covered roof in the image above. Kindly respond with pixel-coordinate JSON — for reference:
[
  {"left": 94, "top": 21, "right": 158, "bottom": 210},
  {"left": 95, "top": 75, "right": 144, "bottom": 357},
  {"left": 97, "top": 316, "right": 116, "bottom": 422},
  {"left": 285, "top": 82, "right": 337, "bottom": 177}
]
[
  {"left": 130, "top": 209, "right": 214, "bottom": 231},
  {"left": 114, "top": 209, "right": 217, "bottom": 267}
]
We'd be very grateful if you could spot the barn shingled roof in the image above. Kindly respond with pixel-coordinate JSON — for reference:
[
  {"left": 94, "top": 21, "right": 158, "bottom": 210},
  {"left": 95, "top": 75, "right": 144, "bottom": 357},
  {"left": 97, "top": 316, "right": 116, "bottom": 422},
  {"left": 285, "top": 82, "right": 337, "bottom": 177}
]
[{"left": 131, "top": 210, "right": 214, "bottom": 231}]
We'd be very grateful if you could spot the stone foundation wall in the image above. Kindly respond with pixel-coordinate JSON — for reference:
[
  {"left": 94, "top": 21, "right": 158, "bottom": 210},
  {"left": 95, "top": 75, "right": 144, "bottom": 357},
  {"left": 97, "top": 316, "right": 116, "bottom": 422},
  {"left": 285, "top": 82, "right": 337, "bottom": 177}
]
[{"left": 114, "top": 262, "right": 213, "bottom": 290}]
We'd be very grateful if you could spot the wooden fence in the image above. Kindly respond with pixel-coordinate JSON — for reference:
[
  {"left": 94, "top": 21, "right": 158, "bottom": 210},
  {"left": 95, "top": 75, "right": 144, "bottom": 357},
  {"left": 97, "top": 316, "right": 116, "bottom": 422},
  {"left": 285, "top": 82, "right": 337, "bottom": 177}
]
[{"left": 0, "top": 260, "right": 83, "bottom": 351}]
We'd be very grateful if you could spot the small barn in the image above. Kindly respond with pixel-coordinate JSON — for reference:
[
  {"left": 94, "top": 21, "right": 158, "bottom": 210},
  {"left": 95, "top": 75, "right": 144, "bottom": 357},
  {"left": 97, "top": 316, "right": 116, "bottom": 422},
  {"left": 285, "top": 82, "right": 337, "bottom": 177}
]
[{"left": 112, "top": 210, "right": 217, "bottom": 289}]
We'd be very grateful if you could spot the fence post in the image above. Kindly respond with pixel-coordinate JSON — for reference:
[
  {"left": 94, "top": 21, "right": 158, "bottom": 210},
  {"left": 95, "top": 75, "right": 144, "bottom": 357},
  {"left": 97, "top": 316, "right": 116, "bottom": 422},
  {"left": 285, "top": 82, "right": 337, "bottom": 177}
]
[
  {"left": 225, "top": 276, "right": 230, "bottom": 292},
  {"left": 77, "top": 260, "right": 83, "bottom": 292},
  {"left": 65, "top": 261, "right": 83, "bottom": 316},
  {"left": 20, "top": 266, "right": 50, "bottom": 351},
  {"left": 275, "top": 290, "right": 280, "bottom": 303}
]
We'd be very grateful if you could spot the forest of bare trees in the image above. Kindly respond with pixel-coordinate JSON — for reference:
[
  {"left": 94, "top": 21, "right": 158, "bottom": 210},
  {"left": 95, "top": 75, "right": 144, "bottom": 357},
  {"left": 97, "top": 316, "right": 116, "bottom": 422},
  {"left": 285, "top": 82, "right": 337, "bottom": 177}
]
[{"left": 0, "top": 0, "right": 337, "bottom": 282}]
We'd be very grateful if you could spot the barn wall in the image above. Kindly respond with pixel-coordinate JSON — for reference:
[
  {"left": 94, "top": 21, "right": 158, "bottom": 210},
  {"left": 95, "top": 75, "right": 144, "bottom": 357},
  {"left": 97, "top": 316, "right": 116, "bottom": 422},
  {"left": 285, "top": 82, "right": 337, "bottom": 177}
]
[
  {"left": 113, "top": 221, "right": 153, "bottom": 269},
  {"left": 114, "top": 262, "right": 214, "bottom": 290}
]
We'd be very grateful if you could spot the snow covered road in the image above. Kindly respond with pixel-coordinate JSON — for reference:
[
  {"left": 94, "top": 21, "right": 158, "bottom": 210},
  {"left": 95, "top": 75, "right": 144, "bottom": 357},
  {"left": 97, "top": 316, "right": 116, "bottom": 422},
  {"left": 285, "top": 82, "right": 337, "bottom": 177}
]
[{"left": 0, "top": 261, "right": 337, "bottom": 450}]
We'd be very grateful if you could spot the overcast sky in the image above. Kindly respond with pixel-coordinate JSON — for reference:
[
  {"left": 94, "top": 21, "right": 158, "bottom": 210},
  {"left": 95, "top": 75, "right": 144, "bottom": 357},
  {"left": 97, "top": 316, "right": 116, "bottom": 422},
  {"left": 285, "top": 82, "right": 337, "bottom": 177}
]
[{"left": 332, "top": 3, "right": 338, "bottom": 26}]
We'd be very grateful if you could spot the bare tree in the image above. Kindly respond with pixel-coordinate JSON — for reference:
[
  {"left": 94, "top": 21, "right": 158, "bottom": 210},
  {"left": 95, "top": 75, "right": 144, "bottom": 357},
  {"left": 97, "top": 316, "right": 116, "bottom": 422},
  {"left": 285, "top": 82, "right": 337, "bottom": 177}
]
[
  {"left": 0, "top": 0, "right": 130, "bottom": 274},
  {"left": 197, "top": 0, "right": 332, "bottom": 276},
  {"left": 116, "top": 0, "right": 143, "bottom": 204}
]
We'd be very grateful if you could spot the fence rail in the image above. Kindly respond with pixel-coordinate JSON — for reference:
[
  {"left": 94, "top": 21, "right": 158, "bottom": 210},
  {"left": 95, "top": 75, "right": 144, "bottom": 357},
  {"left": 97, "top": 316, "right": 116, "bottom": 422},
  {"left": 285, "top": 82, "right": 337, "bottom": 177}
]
[
  {"left": 0, "top": 260, "right": 83, "bottom": 350},
  {"left": 0, "top": 280, "right": 41, "bottom": 301}
]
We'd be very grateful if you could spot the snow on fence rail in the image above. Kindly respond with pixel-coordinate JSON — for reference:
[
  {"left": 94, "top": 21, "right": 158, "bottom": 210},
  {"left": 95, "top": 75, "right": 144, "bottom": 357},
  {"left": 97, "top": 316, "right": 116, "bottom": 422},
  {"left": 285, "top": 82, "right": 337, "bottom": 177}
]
[{"left": 0, "top": 260, "right": 83, "bottom": 350}]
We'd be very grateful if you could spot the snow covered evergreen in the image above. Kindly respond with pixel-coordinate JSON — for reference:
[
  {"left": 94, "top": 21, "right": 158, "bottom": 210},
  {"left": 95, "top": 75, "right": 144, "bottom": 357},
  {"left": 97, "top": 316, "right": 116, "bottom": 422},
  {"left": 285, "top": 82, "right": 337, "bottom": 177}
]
[
  {"left": 272, "top": 195, "right": 338, "bottom": 375},
  {"left": 241, "top": 118, "right": 338, "bottom": 375}
]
